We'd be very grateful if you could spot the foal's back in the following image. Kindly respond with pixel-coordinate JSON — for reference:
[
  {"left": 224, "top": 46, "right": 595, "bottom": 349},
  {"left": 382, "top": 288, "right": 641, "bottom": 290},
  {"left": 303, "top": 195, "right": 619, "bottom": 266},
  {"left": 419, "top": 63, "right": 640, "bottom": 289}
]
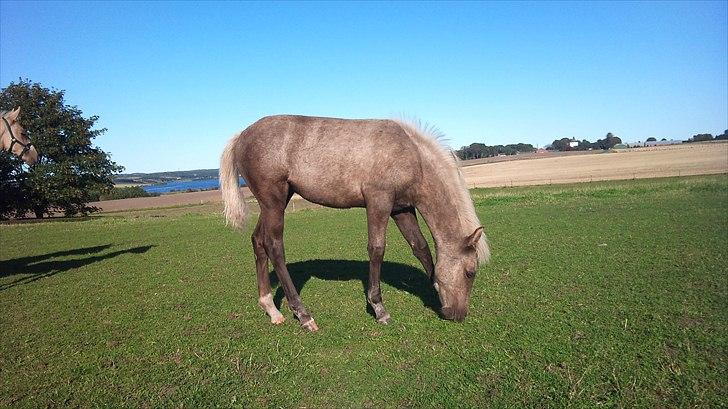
[{"left": 237, "top": 115, "right": 423, "bottom": 208}]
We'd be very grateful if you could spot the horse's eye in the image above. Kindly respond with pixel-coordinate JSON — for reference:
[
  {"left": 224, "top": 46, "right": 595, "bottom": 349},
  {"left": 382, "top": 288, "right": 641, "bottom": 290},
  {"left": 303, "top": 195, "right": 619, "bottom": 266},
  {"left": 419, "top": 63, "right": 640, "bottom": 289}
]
[{"left": 465, "top": 269, "right": 476, "bottom": 279}]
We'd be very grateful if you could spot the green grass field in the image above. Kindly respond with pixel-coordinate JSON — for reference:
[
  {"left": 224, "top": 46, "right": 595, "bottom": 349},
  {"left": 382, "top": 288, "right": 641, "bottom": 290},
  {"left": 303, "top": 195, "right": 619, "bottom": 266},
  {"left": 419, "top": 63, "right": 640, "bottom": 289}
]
[{"left": 1, "top": 175, "right": 726, "bottom": 407}]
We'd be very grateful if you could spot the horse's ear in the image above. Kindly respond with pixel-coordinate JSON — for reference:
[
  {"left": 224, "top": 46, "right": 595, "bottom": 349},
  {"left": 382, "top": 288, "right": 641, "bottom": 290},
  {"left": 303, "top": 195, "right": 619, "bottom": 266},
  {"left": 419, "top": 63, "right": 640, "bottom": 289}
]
[
  {"left": 465, "top": 226, "right": 484, "bottom": 249},
  {"left": 6, "top": 107, "right": 20, "bottom": 121}
]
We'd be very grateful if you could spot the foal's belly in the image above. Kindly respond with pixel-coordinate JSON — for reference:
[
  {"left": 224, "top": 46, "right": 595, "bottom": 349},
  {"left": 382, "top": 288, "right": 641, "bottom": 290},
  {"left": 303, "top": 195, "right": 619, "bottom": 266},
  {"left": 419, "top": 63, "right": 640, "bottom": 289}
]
[{"left": 288, "top": 176, "right": 366, "bottom": 209}]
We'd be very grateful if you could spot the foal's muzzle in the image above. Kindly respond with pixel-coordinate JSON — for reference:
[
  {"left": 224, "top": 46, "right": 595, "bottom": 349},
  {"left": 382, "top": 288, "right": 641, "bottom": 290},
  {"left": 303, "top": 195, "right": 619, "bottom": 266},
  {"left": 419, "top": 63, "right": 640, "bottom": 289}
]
[{"left": 440, "top": 306, "right": 468, "bottom": 322}]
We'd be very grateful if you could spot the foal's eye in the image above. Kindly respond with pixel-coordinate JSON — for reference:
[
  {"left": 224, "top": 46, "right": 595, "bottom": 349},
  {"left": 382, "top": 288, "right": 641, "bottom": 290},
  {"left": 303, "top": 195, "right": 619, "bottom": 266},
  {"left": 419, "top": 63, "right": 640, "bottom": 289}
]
[{"left": 465, "top": 269, "right": 476, "bottom": 279}]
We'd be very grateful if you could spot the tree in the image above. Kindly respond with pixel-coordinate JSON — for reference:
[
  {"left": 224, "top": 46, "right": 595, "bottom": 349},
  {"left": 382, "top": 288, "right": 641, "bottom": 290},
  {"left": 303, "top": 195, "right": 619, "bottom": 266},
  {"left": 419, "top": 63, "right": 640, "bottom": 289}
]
[
  {"left": 576, "top": 139, "right": 592, "bottom": 151},
  {"left": 689, "top": 133, "right": 713, "bottom": 142},
  {"left": 714, "top": 130, "right": 727, "bottom": 140},
  {"left": 550, "top": 138, "right": 572, "bottom": 152},
  {"left": 0, "top": 79, "right": 123, "bottom": 218},
  {"left": 594, "top": 133, "right": 622, "bottom": 150},
  {"left": 646, "top": 137, "right": 657, "bottom": 142},
  {"left": 0, "top": 154, "right": 25, "bottom": 218}
]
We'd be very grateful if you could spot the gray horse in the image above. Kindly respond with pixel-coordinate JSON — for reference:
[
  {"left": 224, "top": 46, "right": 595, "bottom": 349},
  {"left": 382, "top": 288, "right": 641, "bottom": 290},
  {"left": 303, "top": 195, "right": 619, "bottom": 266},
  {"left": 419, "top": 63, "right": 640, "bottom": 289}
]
[
  {"left": 220, "top": 115, "right": 489, "bottom": 331},
  {"left": 1, "top": 108, "right": 38, "bottom": 166}
]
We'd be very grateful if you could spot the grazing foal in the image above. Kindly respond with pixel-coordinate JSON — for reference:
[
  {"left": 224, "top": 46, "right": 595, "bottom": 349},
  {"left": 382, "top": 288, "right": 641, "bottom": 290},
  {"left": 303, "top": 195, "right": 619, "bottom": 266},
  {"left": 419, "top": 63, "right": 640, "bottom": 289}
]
[{"left": 220, "top": 115, "right": 489, "bottom": 331}]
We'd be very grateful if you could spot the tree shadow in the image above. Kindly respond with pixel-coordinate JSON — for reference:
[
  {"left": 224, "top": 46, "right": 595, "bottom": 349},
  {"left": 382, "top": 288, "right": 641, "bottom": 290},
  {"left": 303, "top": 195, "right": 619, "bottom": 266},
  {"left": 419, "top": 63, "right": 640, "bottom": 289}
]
[
  {"left": 0, "top": 244, "right": 155, "bottom": 291},
  {"left": 269, "top": 259, "right": 440, "bottom": 317},
  {"left": 0, "top": 244, "right": 114, "bottom": 274}
]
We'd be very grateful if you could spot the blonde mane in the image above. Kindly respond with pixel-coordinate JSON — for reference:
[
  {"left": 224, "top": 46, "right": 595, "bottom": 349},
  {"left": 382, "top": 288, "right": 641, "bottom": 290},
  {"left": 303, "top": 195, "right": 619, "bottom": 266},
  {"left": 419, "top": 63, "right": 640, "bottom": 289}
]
[{"left": 393, "top": 119, "right": 490, "bottom": 264}]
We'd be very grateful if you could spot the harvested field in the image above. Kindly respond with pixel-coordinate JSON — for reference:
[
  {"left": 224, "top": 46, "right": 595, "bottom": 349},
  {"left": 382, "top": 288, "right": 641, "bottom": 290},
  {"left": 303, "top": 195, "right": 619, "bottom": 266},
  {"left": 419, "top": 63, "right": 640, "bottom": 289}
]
[
  {"left": 93, "top": 188, "right": 249, "bottom": 213},
  {"left": 462, "top": 142, "right": 728, "bottom": 188},
  {"left": 91, "top": 142, "right": 727, "bottom": 212}
]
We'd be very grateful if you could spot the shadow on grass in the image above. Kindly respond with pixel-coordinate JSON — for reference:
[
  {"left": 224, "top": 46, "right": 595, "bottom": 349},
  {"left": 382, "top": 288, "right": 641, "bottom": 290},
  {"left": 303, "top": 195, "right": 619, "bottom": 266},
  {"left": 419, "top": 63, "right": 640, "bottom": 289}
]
[
  {"left": 0, "top": 215, "right": 99, "bottom": 225},
  {"left": 0, "top": 244, "right": 155, "bottom": 291},
  {"left": 270, "top": 259, "right": 440, "bottom": 318}
]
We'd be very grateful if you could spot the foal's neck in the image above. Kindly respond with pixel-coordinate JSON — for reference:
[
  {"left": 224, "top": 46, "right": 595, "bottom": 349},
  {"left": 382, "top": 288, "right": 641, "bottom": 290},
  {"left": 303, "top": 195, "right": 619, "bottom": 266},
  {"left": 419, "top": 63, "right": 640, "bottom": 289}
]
[{"left": 414, "top": 176, "right": 464, "bottom": 252}]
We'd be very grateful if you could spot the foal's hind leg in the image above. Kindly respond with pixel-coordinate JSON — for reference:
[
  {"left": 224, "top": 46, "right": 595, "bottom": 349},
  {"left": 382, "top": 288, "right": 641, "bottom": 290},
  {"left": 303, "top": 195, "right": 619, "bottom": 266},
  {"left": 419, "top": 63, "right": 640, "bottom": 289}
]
[
  {"left": 259, "top": 189, "right": 318, "bottom": 331},
  {"left": 391, "top": 207, "right": 435, "bottom": 283},
  {"left": 252, "top": 220, "right": 284, "bottom": 324}
]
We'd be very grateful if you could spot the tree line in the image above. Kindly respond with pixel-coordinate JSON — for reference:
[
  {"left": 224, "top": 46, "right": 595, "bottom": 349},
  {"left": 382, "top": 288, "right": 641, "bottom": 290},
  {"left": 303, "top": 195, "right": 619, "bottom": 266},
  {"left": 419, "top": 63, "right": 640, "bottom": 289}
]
[
  {"left": 549, "top": 130, "right": 728, "bottom": 152},
  {"left": 549, "top": 133, "right": 623, "bottom": 151},
  {"left": 686, "top": 131, "right": 728, "bottom": 143},
  {"left": 456, "top": 142, "right": 535, "bottom": 160},
  {"left": 455, "top": 132, "right": 625, "bottom": 158}
]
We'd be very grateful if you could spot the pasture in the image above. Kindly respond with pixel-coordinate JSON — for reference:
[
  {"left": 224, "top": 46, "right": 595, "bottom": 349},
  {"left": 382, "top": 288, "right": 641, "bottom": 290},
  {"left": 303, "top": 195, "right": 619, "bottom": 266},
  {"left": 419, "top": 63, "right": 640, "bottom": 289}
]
[{"left": 1, "top": 175, "right": 726, "bottom": 407}]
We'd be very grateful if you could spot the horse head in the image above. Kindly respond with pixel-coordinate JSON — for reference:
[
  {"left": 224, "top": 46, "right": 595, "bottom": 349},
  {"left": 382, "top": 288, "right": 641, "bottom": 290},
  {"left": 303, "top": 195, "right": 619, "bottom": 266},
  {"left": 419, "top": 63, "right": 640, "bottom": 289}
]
[
  {"left": 433, "top": 226, "right": 485, "bottom": 322},
  {"left": 2, "top": 107, "right": 38, "bottom": 166}
]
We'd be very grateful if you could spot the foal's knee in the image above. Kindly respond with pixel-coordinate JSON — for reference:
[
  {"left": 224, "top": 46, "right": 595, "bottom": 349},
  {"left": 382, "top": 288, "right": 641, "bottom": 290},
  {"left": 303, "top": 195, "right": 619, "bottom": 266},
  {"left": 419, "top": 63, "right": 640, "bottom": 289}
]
[
  {"left": 408, "top": 239, "right": 428, "bottom": 257},
  {"left": 412, "top": 239, "right": 429, "bottom": 253},
  {"left": 367, "top": 242, "right": 385, "bottom": 260}
]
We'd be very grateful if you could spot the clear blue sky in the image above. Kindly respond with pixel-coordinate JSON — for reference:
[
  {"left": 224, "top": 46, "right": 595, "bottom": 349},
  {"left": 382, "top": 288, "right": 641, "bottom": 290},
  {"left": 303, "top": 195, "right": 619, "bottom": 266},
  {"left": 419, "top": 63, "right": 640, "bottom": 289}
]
[{"left": 1, "top": 1, "right": 726, "bottom": 173}]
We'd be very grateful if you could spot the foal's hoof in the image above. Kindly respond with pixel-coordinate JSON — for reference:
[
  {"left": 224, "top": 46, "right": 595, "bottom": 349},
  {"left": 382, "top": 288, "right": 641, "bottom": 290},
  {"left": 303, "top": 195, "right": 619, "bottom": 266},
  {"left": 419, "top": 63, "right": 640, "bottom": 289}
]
[
  {"left": 377, "top": 313, "right": 391, "bottom": 325},
  {"left": 270, "top": 314, "right": 285, "bottom": 325},
  {"left": 301, "top": 318, "right": 319, "bottom": 332}
]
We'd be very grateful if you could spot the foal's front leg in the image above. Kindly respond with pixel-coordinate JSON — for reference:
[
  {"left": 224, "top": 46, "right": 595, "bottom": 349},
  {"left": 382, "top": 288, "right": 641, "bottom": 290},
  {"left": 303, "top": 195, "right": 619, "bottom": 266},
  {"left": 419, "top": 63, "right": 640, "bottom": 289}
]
[
  {"left": 391, "top": 207, "right": 435, "bottom": 283},
  {"left": 366, "top": 196, "right": 394, "bottom": 324}
]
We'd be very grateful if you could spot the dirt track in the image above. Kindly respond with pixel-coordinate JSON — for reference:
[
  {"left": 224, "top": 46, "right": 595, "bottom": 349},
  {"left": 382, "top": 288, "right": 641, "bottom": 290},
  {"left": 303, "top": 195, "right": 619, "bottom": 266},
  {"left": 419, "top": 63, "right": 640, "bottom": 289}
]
[{"left": 92, "top": 142, "right": 728, "bottom": 212}]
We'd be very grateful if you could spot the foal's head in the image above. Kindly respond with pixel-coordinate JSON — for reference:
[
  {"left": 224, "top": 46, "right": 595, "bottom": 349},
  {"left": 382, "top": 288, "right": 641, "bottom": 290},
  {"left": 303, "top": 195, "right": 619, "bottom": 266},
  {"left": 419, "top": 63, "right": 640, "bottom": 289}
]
[
  {"left": 1, "top": 107, "right": 38, "bottom": 166},
  {"left": 433, "top": 226, "right": 484, "bottom": 322}
]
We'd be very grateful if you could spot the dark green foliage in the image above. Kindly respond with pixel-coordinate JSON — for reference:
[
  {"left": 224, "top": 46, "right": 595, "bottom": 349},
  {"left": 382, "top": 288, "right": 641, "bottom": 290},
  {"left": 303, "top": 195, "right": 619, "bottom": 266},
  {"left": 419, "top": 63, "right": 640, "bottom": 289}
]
[
  {"left": 456, "top": 142, "right": 535, "bottom": 159},
  {"left": 552, "top": 133, "right": 623, "bottom": 151},
  {"left": 689, "top": 133, "right": 714, "bottom": 142},
  {"left": 598, "top": 133, "right": 622, "bottom": 149},
  {"left": 685, "top": 131, "right": 728, "bottom": 142},
  {"left": 549, "top": 137, "right": 575, "bottom": 151},
  {"left": 0, "top": 154, "right": 26, "bottom": 218},
  {"left": 577, "top": 139, "right": 592, "bottom": 150},
  {"left": 98, "top": 186, "right": 158, "bottom": 201},
  {"left": 646, "top": 137, "right": 657, "bottom": 142},
  {"left": 0, "top": 79, "right": 123, "bottom": 218}
]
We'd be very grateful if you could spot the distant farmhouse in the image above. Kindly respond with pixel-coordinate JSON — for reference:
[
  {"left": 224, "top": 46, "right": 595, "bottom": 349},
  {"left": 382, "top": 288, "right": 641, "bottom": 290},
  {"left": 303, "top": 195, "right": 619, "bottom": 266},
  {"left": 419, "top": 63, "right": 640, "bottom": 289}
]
[{"left": 625, "top": 139, "right": 682, "bottom": 148}]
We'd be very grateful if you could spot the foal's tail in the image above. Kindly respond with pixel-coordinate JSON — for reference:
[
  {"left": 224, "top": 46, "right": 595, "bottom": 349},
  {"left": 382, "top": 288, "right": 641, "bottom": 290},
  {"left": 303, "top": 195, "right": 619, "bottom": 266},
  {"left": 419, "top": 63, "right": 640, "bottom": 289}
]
[{"left": 219, "top": 133, "right": 248, "bottom": 230}]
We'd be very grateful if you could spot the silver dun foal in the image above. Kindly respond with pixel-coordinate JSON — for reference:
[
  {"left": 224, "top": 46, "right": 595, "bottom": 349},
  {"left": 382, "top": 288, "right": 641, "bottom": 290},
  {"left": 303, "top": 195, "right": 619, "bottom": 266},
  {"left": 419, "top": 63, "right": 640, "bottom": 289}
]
[{"left": 220, "top": 115, "right": 489, "bottom": 331}]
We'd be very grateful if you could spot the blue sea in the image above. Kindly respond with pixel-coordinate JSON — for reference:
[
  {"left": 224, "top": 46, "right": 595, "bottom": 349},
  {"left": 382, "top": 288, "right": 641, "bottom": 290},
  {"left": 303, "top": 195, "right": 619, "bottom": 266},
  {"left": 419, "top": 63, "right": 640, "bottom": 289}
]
[{"left": 142, "top": 178, "right": 245, "bottom": 194}]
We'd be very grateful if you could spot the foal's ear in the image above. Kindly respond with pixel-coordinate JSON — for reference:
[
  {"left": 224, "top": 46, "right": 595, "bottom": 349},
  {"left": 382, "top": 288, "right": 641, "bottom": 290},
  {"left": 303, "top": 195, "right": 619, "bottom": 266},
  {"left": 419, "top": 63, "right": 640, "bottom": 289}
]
[
  {"left": 6, "top": 107, "right": 20, "bottom": 121},
  {"left": 465, "top": 226, "right": 484, "bottom": 249}
]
